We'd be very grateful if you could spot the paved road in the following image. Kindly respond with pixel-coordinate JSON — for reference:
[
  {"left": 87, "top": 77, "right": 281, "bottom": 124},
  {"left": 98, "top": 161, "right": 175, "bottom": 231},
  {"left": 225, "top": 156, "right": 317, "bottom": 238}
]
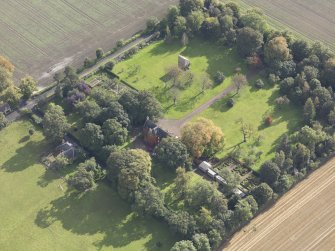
[
  {"left": 5, "top": 35, "right": 152, "bottom": 122},
  {"left": 223, "top": 158, "right": 335, "bottom": 251},
  {"left": 158, "top": 85, "right": 236, "bottom": 136}
]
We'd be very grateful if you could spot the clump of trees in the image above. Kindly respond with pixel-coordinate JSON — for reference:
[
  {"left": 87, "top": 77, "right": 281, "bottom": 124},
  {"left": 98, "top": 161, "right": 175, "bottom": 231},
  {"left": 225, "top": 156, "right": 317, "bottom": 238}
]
[
  {"left": 68, "top": 158, "right": 105, "bottom": 192},
  {"left": 43, "top": 103, "right": 70, "bottom": 143},
  {"left": 154, "top": 137, "right": 191, "bottom": 169},
  {"left": 0, "top": 55, "right": 37, "bottom": 107}
]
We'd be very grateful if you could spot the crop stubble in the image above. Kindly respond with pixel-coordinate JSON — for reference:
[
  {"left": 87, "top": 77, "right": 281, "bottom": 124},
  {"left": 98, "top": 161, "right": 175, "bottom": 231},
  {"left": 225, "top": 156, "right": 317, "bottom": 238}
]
[
  {"left": 0, "top": 0, "right": 178, "bottom": 84},
  {"left": 239, "top": 0, "right": 335, "bottom": 51},
  {"left": 223, "top": 157, "right": 335, "bottom": 250}
]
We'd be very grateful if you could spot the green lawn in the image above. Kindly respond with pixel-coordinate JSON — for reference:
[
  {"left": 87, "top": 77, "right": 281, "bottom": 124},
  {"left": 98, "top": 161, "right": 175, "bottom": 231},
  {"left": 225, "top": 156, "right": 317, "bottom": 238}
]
[
  {"left": 0, "top": 120, "right": 177, "bottom": 251},
  {"left": 197, "top": 82, "right": 303, "bottom": 171},
  {"left": 114, "top": 39, "right": 245, "bottom": 119}
]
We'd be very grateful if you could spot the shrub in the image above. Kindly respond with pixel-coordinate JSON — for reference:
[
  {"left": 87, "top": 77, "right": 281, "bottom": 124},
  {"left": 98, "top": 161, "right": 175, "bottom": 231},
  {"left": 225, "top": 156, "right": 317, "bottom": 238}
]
[
  {"left": 265, "top": 116, "right": 273, "bottom": 126},
  {"left": 31, "top": 114, "right": 43, "bottom": 126},
  {"left": 214, "top": 71, "right": 225, "bottom": 84},
  {"left": 227, "top": 98, "right": 235, "bottom": 107},
  {"left": 255, "top": 79, "right": 264, "bottom": 89},
  {"left": 96, "top": 48, "right": 104, "bottom": 59},
  {"left": 28, "top": 128, "right": 35, "bottom": 135},
  {"left": 84, "top": 57, "right": 95, "bottom": 68},
  {"left": 116, "top": 40, "right": 124, "bottom": 48},
  {"left": 105, "top": 61, "right": 115, "bottom": 71},
  {"left": 51, "top": 156, "right": 70, "bottom": 171}
]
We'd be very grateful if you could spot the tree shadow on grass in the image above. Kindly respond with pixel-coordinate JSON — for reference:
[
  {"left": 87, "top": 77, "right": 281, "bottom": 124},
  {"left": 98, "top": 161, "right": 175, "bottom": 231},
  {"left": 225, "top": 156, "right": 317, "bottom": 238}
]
[
  {"left": 18, "top": 135, "right": 30, "bottom": 143},
  {"left": 35, "top": 184, "right": 173, "bottom": 250},
  {"left": 1, "top": 140, "right": 46, "bottom": 173}
]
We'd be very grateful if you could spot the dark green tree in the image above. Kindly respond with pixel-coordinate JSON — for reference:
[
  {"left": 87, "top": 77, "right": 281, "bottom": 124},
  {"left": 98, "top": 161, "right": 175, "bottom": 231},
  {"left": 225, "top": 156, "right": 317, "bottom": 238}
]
[
  {"left": 171, "top": 240, "right": 196, "bottom": 251},
  {"left": 79, "top": 123, "right": 104, "bottom": 151},
  {"left": 180, "top": 0, "right": 204, "bottom": 16},
  {"left": 303, "top": 98, "right": 316, "bottom": 123},
  {"left": 102, "top": 119, "right": 128, "bottom": 145},
  {"left": 236, "top": 27, "right": 263, "bottom": 57},
  {"left": 251, "top": 183, "right": 273, "bottom": 205},
  {"left": 107, "top": 149, "right": 152, "bottom": 200},
  {"left": 133, "top": 181, "right": 166, "bottom": 218},
  {"left": 154, "top": 137, "right": 189, "bottom": 169},
  {"left": 192, "top": 233, "right": 211, "bottom": 251},
  {"left": 19, "top": 76, "right": 37, "bottom": 100},
  {"left": 96, "top": 48, "right": 104, "bottom": 59},
  {"left": 43, "top": 103, "right": 70, "bottom": 143},
  {"left": 260, "top": 161, "right": 281, "bottom": 185},
  {"left": 75, "top": 99, "right": 102, "bottom": 123}
]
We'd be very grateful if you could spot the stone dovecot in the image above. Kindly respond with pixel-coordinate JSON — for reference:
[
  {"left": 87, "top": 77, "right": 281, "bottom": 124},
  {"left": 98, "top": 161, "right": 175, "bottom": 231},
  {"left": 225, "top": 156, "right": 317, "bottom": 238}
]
[{"left": 178, "top": 55, "right": 190, "bottom": 70}]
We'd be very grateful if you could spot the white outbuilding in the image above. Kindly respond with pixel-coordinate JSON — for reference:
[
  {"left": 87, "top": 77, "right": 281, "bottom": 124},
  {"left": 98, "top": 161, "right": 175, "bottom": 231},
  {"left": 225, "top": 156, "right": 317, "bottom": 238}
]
[
  {"left": 199, "top": 161, "right": 212, "bottom": 173},
  {"left": 207, "top": 168, "right": 217, "bottom": 179}
]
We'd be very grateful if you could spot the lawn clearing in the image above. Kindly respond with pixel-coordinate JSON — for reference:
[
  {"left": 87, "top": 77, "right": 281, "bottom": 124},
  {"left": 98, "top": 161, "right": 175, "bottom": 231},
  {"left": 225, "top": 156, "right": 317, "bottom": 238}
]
[
  {"left": 114, "top": 39, "right": 245, "bottom": 119},
  {"left": 197, "top": 81, "right": 303, "bottom": 171},
  {"left": 0, "top": 120, "right": 177, "bottom": 251}
]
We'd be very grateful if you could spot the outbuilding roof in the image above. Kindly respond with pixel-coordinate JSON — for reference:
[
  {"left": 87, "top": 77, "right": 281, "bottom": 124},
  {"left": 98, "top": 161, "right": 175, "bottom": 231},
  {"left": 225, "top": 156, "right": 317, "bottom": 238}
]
[{"left": 199, "top": 161, "right": 212, "bottom": 170}]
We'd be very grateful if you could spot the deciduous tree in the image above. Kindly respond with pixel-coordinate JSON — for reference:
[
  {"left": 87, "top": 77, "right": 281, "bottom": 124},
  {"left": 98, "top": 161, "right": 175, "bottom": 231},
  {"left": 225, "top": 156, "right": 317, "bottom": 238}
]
[
  {"left": 43, "top": 103, "right": 70, "bottom": 143},
  {"left": 236, "top": 27, "right": 263, "bottom": 57},
  {"left": 264, "top": 36, "right": 290, "bottom": 65},
  {"left": 155, "top": 137, "right": 189, "bottom": 169},
  {"left": 102, "top": 119, "right": 128, "bottom": 145},
  {"left": 19, "top": 76, "right": 37, "bottom": 100},
  {"left": 181, "top": 118, "right": 224, "bottom": 158}
]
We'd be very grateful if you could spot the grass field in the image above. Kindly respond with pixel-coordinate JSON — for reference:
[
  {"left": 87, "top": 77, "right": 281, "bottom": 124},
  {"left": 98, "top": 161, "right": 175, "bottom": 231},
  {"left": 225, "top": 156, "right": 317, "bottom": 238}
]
[
  {"left": 114, "top": 39, "right": 244, "bottom": 119},
  {"left": 197, "top": 82, "right": 302, "bottom": 171},
  {"left": 0, "top": 120, "right": 177, "bottom": 251},
  {"left": 236, "top": 0, "right": 335, "bottom": 51},
  {"left": 0, "top": 0, "right": 178, "bottom": 84}
]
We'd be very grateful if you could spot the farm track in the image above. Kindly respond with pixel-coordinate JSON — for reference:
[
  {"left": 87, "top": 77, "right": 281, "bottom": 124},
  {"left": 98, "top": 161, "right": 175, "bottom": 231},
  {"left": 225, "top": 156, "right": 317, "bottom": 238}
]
[{"left": 223, "top": 157, "right": 335, "bottom": 251}]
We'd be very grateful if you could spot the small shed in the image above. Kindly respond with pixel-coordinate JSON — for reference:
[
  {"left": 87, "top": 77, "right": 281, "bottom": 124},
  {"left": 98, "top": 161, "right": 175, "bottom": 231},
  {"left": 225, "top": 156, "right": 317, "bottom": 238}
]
[
  {"left": 178, "top": 55, "right": 190, "bottom": 70},
  {"left": 199, "top": 161, "right": 212, "bottom": 173},
  {"left": 207, "top": 168, "right": 217, "bottom": 179},
  {"left": 0, "top": 103, "right": 11, "bottom": 115},
  {"left": 215, "top": 175, "right": 227, "bottom": 185}
]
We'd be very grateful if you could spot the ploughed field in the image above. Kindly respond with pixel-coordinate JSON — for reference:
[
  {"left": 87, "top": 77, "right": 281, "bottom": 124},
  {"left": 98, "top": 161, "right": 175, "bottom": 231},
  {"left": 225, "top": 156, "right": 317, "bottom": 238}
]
[
  {"left": 238, "top": 0, "right": 335, "bottom": 50},
  {"left": 223, "top": 158, "right": 335, "bottom": 251},
  {"left": 0, "top": 0, "right": 177, "bottom": 84}
]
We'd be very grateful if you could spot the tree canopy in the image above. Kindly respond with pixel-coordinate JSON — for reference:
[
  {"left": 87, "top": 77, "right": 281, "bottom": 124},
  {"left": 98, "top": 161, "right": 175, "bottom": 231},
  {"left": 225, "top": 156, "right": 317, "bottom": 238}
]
[
  {"left": 154, "top": 137, "right": 190, "bottom": 169},
  {"left": 181, "top": 117, "right": 224, "bottom": 158},
  {"left": 43, "top": 103, "right": 70, "bottom": 143}
]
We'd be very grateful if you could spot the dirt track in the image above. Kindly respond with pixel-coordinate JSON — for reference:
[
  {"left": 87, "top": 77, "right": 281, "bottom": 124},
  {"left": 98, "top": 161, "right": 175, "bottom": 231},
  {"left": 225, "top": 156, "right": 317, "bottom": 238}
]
[{"left": 223, "top": 158, "right": 335, "bottom": 251}]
